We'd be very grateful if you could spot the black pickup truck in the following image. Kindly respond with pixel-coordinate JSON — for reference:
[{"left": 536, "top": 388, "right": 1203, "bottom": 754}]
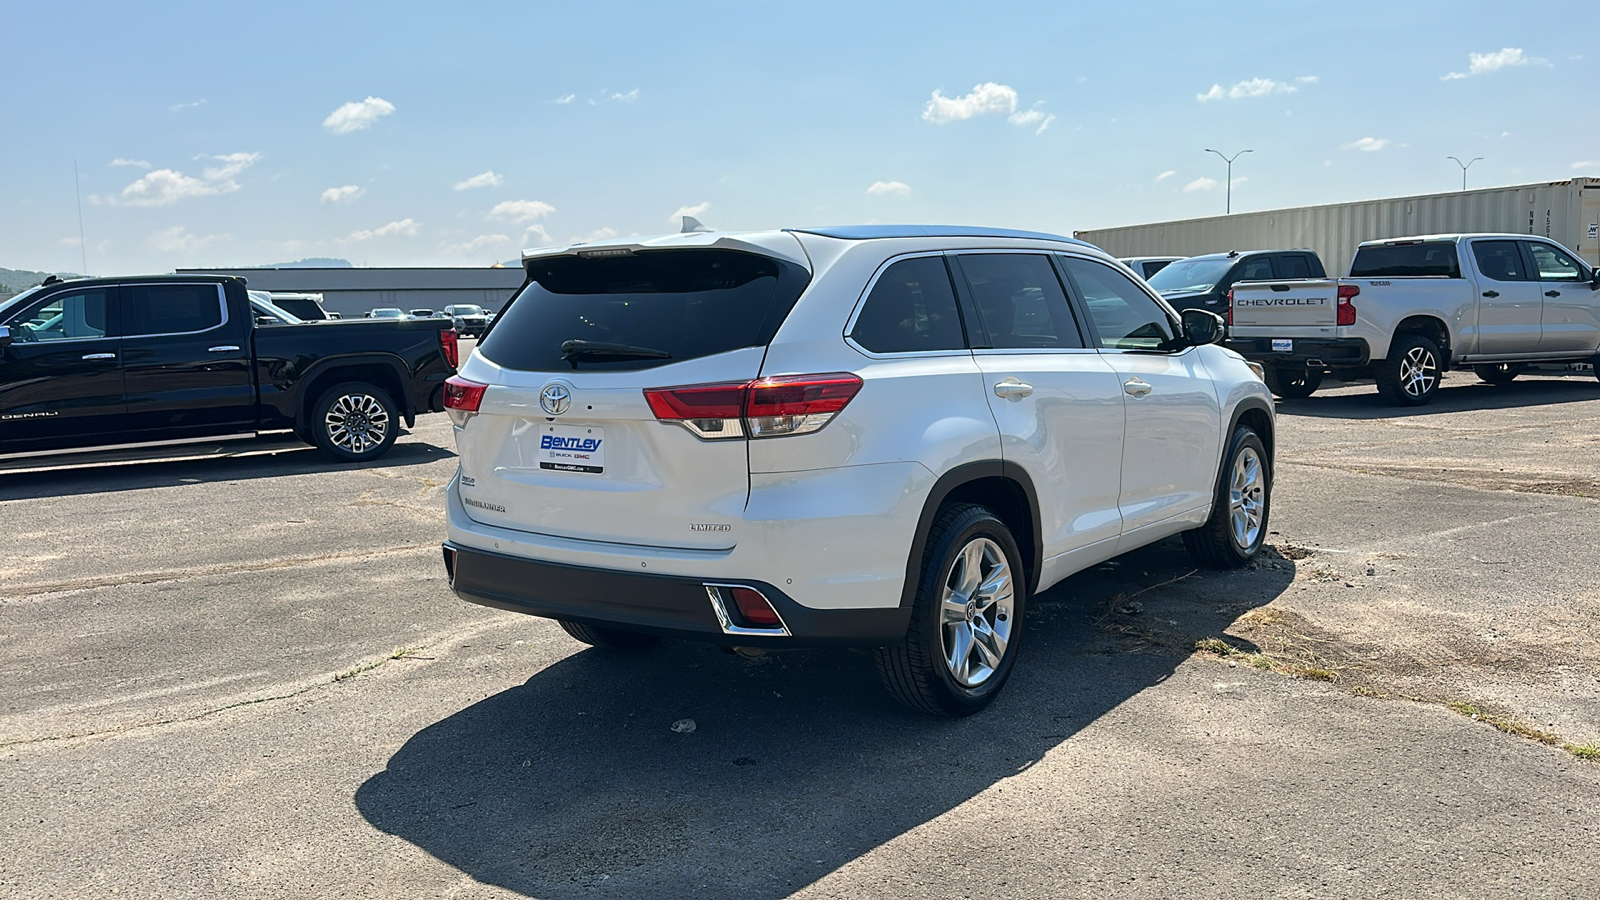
[{"left": 0, "top": 274, "right": 456, "bottom": 465}]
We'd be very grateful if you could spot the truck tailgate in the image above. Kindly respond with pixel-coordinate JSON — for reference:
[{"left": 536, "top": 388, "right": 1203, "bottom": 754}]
[{"left": 1231, "top": 279, "right": 1339, "bottom": 334}]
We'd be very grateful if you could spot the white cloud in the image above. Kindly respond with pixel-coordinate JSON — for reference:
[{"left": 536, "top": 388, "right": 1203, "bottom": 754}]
[
  {"left": 1443, "top": 47, "right": 1543, "bottom": 80},
  {"left": 1183, "top": 177, "right": 1218, "bottom": 193},
  {"left": 572, "top": 227, "right": 618, "bottom": 243},
  {"left": 1574, "top": 160, "right": 1600, "bottom": 170},
  {"left": 112, "top": 152, "right": 260, "bottom": 207},
  {"left": 1295, "top": 75, "right": 1320, "bottom": 84},
  {"left": 348, "top": 218, "right": 421, "bottom": 241},
  {"left": 453, "top": 170, "right": 504, "bottom": 191},
  {"left": 607, "top": 88, "right": 640, "bottom": 102},
  {"left": 1198, "top": 77, "right": 1299, "bottom": 102},
  {"left": 1155, "top": 170, "right": 1177, "bottom": 182},
  {"left": 440, "top": 234, "right": 512, "bottom": 255},
  {"left": 1010, "top": 108, "right": 1056, "bottom": 134},
  {"left": 1345, "top": 137, "right": 1390, "bottom": 152},
  {"left": 554, "top": 93, "right": 577, "bottom": 104},
  {"left": 110, "top": 158, "right": 151, "bottom": 168},
  {"left": 670, "top": 202, "right": 710, "bottom": 224},
  {"left": 322, "top": 96, "right": 396, "bottom": 134},
  {"left": 922, "top": 82, "right": 1019, "bottom": 123},
  {"left": 867, "top": 180, "right": 911, "bottom": 197},
  {"left": 522, "top": 224, "right": 555, "bottom": 247},
  {"left": 320, "top": 185, "right": 364, "bottom": 204},
  {"left": 169, "top": 98, "right": 207, "bottom": 112},
  {"left": 148, "top": 225, "right": 231, "bottom": 254},
  {"left": 488, "top": 200, "right": 556, "bottom": 224}
]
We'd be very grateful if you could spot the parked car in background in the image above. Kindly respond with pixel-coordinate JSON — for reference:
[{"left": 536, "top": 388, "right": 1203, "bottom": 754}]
[
  {"left": 410, "top": 308, "right": 440, "bottom": 319},
  {"left": 440, "top": 225, "right": 1274, "bottom": 716},
  {"left": 1227, "top": 234, "right": 1600, "bottom": 404},
  {"left": 1147, "top": 250, "right": 1326, "bottom": 314},
  {"left": 248, "top": 290, "right": 303, "bottom": 325},
  {"left": 0, "top": 275, "right": 458, "bottom": 464},
  {"left": 1118, "top": 256, "right": 1182, "bottom": 280},
  {"left": 268, "top": 292, "right": 332, "bottom": 321},
  {"left": 442, "top": 303, "right": 491, "bottom": 337},
  {"left": 367, "top": 308, "right": 408, "bottom": 319}
]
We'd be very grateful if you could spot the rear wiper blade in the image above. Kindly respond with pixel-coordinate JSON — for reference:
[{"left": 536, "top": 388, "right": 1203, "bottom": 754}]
[{"left": 559, "top": 339, "right": 672, "bottom": 367}]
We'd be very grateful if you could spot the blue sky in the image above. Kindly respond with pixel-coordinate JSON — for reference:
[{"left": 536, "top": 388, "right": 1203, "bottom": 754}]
[{"left": 4, "top": 0, "right": 1596, "bottom": 274}]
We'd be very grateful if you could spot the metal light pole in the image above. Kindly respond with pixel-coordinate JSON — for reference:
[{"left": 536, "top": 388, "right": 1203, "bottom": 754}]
[
  {"left": 1447, "top": 156, "right": 1482, "bottom": 191},
  {"left": 1204, "top": 148, "right": 1252, "bottom": 215}
]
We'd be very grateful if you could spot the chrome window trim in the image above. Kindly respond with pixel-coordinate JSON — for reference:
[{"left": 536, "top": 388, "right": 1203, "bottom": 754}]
[
  {"left": 120, "top": 283, "right": 230, "bottom": 339},
  {"left": 1, "top": 286, "right": 114, "bottom": 344}
]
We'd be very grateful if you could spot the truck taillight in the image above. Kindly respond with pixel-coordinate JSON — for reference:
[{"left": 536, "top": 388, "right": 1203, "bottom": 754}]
[
  {"left": 1336, "top": 284, "right": 1359, "bottom": 327},
  {"left": 444, "top": 376, "right": 486, "bottom": 427},
  {"left": 440, "top": 328, "right": 460, "bottom": 369},
  {"left": 1226, "top": 288, "right": 1234, "bottom": 325},
  {"left": 644, "top": 373, "right": 864, "bottom": 440}
]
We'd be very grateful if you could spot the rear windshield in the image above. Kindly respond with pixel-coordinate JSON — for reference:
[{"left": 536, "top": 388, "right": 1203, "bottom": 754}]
[
  {"left": 479, "top": 250, "right": 811, "bottom": 371},
  {"left": 1349, "top": 242, "right": 1461, "bottom": 278},
  {"left": 1145, "top": 257, "right": 1234, "bottom": 294}
]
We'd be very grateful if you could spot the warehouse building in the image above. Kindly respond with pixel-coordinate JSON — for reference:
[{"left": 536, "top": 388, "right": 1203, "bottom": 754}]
[
  {"left": 1076, "top": 177, "right": 1600, "bottom": 275},
  {"left": 176, "top": 266, "right": 526, "bottom": 319}
]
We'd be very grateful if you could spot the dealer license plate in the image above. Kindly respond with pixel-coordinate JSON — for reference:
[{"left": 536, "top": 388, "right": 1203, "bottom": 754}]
[
  {"left": 1271, "top": 339, "right": 1293, "bottom": 353},
  {"left": 538, "top": 424, "right": 606, "bottom": 474}
]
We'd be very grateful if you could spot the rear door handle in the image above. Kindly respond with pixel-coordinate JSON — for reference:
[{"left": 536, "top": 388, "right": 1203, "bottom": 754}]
[
  {"left": 1124, "top": 378, "right": 1153, "bottom": 397},
  {"left": 1545, "top": 290, "right": 1561, "bottom": 298},
  {"left": 1481, "top": 290, "right": 1499, "bottom": 298},
  {"left": 992, "top": 379, "right": 1033, "bottom": 399},
  {"left": 81, "top": 353, "right": 116, "bottom": 360},
  {"left": 208, "top": 345, "right": 242, "bottom": 352}
]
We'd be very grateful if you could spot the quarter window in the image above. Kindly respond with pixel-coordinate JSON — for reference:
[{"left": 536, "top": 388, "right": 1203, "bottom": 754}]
[
  {"left": 1525, "top": 242, "right": 1583, "bottom": 282},
  {"left": 1275, "top": 255, "right": 1313, "bottom": 279},
  {"left": 123, "top": 284, "right": 224, "bottom": 336},
  {"left": 1060, "top": 256, "right": 1176, "bottom": 351},
  {"left": 1471, "top": 241, "right": 1528, "bottom": 282},
  {"left": 6, "top": 289, "right": 110, "bottom": 342},
  {"left": 955, "top": 254, "right": 1082, "bottom": 350},
  {"left": 1235, "top": 257, "right": 1274, "bottom": 281},
  {"left": 850, "top": 256, "right": 966, "bottom": 353}
]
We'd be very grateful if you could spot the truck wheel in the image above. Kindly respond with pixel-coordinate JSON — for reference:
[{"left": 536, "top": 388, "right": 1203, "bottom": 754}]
[
  {"left": 311, "top": 381, "right": 400, "bottom": 462},
  {"left": 1183, "top": 426, "right": 1271, "bottom": 569},
  {"left": 557, "top": 620, "right": 662, "bottom": 650},
  {"left": 875, "top": 503, "right": 1026, "bottom": 717},
  {"left": 1262, "top": 365, "right": 1323, "bottom": 399},
  {"left": 1473, "top": 363, "right": 1522, "bottom": 385},
  {"left": 1375, "top": 333, "right": 1443, "bottom": 406}
]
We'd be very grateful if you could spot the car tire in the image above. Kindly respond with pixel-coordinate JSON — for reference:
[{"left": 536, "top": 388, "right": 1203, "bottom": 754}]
[
  {"left": 1182, "top": 426, "right": 1271, "bottom": 569},
  {"left": 310, "top": 381, "right": 400, "bottom": 462},
  {"left": 1473, "top": 363, "right": 1522, "bottom": 385},
  {"left": 1262, "top": 365, "right": 1323, "bottom": 399},
  {"left": 1375, "top": 333, "right": 1443, "bottom": 406},
  {"left": 557, "top": 619, "right": 663, "bottom": 650},
  {"left": 875, "top": 503, "right": 1027, "bottom": 717}
]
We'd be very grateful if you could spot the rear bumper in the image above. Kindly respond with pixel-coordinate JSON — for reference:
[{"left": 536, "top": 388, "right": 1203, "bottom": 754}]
[
  {"left": 1224, "top": 336, "right": 1370, "bottom": 368},
  {"left": 443, "top": 542, "right": 910, "bottom": 647}
]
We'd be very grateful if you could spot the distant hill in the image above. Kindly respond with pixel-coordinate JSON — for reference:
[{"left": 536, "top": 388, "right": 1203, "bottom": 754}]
[
  {"left": 0, "top": 266, "right": 81, "bottom": 293},
  {"left": 264, "top": 258, "right": 352, "bottom": 268}
]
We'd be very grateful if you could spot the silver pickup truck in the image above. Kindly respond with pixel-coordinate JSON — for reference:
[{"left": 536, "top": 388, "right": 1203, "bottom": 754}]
[{"left": 1227, "top": 233, "right": 1600, "bottom": 405}]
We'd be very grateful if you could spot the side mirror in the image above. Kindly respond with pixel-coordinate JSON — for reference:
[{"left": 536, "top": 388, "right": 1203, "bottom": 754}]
[
  {"left": 1180, "top": 308, "right": 1225, "bottom": 346},
  {"left": 0, "top": 325, "right": 11, "bottom": 350}
]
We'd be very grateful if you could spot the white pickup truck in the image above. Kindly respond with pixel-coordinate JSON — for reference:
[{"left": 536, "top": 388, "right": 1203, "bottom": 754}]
[{"left": 1226, "top": 233, "right": 1600, "bottom": 404}]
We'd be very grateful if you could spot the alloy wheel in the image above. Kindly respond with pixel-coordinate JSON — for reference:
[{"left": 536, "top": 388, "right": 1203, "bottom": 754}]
[
  {"left": 939, "top": 537, "right": 1015, "bottom": 688},
  {"left": 325, "top": 393, "right": 391, "bottom": 455},
  {"left": 1229, "top": 446, "right": 1265, "bottom": 550},
  {"left": 1399, "top": 346, "right": 1438, "bottom": 398}
]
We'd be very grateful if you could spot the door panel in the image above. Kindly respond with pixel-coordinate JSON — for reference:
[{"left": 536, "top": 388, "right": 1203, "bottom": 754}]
[
  {"left": 0, "top": 286, "right": 126, "bottom": 455},
  {"left": 119, "top": 283, "right": 256, "bottom": 439},
  {"left": 1469, "top": 240, "right": 1543, "bottom": 354},
  {"left": 1525, "top": 241, "right": 1600, "bottom": 353}
]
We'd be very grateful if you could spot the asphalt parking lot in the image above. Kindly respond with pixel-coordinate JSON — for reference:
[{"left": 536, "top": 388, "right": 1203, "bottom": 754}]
[{"left": 3, "top": 368, "right": 1599, "bottom": 898}]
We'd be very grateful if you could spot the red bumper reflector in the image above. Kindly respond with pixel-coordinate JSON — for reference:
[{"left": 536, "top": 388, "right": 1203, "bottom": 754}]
[{"left": 730, "top": 587, "right": 782, "bottom": 627}]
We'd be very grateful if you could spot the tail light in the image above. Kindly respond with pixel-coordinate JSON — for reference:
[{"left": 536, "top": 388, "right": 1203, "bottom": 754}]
[
  {"left": 645, "top": 373, "right": 863, "bottom": 440},
  {"left": 1226, "top": 288, "right": 1234, "bottom": 325},
  {"left": 440, "top": 328, "right": 460, "bottom": 369},
  {"left": 444, "top": 375, "right": 487, "bottom": 427},
  {"left": 1336, "top": 284, "right": 1359, "bottom": 327}
]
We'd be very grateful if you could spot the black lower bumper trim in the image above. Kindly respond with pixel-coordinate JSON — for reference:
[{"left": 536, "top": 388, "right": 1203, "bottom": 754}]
[
  {"left": 443, "top": 542, "right": 910, "bottom": 648},
  {"left": 1225, "top": 337, "right": 1370, "bottom": 367}
]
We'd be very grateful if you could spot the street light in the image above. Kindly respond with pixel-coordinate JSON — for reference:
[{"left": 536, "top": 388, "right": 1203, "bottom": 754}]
[
  {"left": 1447, "top": 156, "right": 1483, "bottom": 191},
  {"left": 1204, "top": 148, "right": 1253, "bottom": 215}
]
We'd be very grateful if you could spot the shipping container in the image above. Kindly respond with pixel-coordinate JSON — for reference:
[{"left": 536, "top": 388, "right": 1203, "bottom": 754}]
[{"left": 1075, "top": 177, "right": 1600, "bottom": 275}]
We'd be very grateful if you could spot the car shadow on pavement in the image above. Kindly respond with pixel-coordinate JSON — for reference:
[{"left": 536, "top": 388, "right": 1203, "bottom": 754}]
[
  {"left": 0, "top": 437, "right": 455, "bottom": 502},
  {"left": 1276, "top": 375, "right": 1599, "bottom": 420},
  {"left": 355, "top": 537, "right": 1293, "bottom": 899}
]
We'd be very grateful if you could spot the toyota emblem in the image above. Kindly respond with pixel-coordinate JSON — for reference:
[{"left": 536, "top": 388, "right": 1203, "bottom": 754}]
[{"left": 539, "top": 383, "right": 572, "bottom": 416}]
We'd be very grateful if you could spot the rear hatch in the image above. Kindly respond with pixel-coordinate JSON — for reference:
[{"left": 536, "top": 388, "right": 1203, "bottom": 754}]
[
  {"left": 456, "top": 242, "right": 811, "bottom": 550},
  {"left": 1229, "top": 279, "right": 1340, "bottom": 334}
]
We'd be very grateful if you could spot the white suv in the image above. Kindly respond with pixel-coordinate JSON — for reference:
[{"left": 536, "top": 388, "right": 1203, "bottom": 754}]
[{"left": 441, "top": 226, "right": 1275, "bottom": 715}]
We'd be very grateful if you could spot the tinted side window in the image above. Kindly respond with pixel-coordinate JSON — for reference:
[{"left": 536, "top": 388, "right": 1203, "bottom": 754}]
[
  {"left": 1349, "top": 242, "right": 1461, "bottom": 278},
  {"left": 1275, "top": 255, "right": 1312, "bottom": 279},
  {"left": 1060, "top": 256, "right": 1176, "bottom": 351},
  {"left": 1235, "top": 257, "right": 1274, "bottom": 281},
  {"left": 1526, "top": 242, "right": 1583, "bottom": 281},
  {"left": 850, "top": 256, "right": 966, "bottom": 353},
  {"left": 7, "top": 289, "right": 110, "bottom": 342},
  {"left": 955, "top": 254, "right": 1082, "bottom": 350},
  {"left": 124, "top": 284, "right": 224, "bottom": 336},
  {"left": 1471, "top": 241, "right": 1528, "bottom": 282}
]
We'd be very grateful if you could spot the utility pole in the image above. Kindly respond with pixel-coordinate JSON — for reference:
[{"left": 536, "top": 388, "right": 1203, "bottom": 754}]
[
  {"left": 1447, "top": 156, "right": 1482, "bottom": 191},
  {"left": 1204, "top": 148, "right": 1252, "bottom": 215}
]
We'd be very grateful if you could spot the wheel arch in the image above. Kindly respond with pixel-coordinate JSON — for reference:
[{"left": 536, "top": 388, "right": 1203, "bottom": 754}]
[
  {"left": 295, "top": 356, "right": 411, "bottom": 435},
  {"left": 1392, "top": 315, "right": 1452, "bottom": 366},
  {"left": 903, "top": 461, "right": 1043, "bottom": 607}
]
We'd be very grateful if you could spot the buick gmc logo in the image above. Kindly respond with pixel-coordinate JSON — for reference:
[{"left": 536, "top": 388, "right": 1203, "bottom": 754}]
[{"left": 539, "top": 383, "right": 572, "bottom": 416}]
